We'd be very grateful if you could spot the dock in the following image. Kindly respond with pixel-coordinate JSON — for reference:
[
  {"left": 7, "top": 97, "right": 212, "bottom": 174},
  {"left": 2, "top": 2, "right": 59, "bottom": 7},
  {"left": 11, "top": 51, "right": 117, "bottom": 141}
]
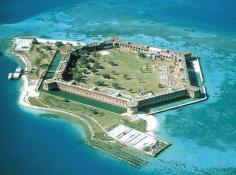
[{"left": 8, "top": 66, "right": 26, "bottom": 80}]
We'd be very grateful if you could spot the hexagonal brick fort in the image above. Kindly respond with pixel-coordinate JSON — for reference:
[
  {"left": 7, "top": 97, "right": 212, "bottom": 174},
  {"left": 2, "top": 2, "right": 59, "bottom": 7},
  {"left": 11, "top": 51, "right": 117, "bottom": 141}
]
[{"left": 43, "top": 39, "right": 206, "bottom": 114}]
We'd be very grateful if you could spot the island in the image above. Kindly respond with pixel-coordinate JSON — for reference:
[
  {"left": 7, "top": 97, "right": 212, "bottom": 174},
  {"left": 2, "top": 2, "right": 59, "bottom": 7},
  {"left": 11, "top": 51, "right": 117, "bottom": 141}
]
[{"left": 9, "top": 36, "right": 207, "bottom": 168}]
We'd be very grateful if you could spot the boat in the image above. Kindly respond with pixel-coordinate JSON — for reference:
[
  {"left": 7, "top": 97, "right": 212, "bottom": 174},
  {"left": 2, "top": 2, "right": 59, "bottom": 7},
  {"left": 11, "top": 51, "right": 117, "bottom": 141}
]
[
  {"left": 15, "top": 66, "right": 23, "bottom": 73},
  {"left": 8, "top": 73, "right": 13, "bottom": 80},
  {"left": 8, "top": 72, "right": 21, "bottom": 80},
  {"left": 8, "top": 66, "right": 24, "bottom": 80}
]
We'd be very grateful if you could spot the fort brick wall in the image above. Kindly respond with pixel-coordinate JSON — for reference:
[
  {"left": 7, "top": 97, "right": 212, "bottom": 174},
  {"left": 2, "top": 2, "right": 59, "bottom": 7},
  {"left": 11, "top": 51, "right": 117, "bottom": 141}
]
[
  {"left": 44, "top": 79, "right": 190, "bottom": 112},
  {"left": 137, "top": 89, "right": 188, "bottom": 109},
  {"left": 42, "top": 39, "right": 202, "bottom": 113},
  {"left": 56, "top": 81, "right": 128, "bottom": 108}
]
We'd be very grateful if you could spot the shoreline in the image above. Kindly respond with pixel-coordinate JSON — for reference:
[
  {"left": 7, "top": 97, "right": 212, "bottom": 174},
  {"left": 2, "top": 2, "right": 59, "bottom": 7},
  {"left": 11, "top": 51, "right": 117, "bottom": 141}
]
[
  {"left": 13, "top": 50, "right": 96, "bottom": 137},
  {"left": 18, "top": 75, "right": 95, "bottom": 138},
  {"left": 8, "top": 39, "right": 171, "bottom": 167},
  {"left": 137, "top": 114, "right": 159, "bottom": 135},
  {"left": 18, "top": 73, "right": 158, "bottom": 135},
  {"left": 16, "top": 67, "right": 157, "bottom": 167}
]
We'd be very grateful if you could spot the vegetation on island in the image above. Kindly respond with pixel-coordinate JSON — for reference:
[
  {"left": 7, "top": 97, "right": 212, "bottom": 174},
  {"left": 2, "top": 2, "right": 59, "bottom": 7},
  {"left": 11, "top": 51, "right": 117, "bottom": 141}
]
[
  {"left": 64, "top": 48, "right": 175, "bottom": 96},
  {"left": 14, "top": 41, "right": 74, "bottom": 80},
  {"left": 11, "top": 39, "right": 179, "bottom": 167},
  {"left": 138, "top": 51, "right": 146, "bottom": 58},
  {"left": 55, "top": 41, "right": 64, "bottom": 47},
  {"left": 13, "top": 39, "right": 151, "bottom": 166},
  {"left": 94, "top": 80, "right": 106, "bottom": 86},
  {"left": 66, "top": 52, "right": 106, "bottom": 83},
  {"left": 27, "top": 44, "right": 56, "bottom": 79}
]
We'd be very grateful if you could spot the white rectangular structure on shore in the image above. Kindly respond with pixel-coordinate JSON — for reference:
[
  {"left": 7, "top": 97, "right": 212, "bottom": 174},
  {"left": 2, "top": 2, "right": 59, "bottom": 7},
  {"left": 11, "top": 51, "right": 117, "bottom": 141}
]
[
  {"left": 14, "top": 38, "right": 33, "bottom": 51},
  {"left": 108, "top": 124, "right": 158, "bottom": 154}
]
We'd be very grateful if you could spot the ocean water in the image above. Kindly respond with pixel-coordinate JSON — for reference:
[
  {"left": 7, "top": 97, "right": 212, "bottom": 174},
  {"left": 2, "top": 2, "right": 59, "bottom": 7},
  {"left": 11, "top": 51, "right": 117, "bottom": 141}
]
[{"left": 0, "top": 0, "right": 236, "bottom": 174}]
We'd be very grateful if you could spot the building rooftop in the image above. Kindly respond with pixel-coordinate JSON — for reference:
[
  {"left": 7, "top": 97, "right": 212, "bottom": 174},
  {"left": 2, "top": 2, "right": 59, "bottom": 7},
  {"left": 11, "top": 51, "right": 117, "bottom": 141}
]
[
  {"left": 14, "top": 38, "right": 33, "bottom": 51},
  {"left": 108, "top": 124, "right": 168, "bottom": 156}
]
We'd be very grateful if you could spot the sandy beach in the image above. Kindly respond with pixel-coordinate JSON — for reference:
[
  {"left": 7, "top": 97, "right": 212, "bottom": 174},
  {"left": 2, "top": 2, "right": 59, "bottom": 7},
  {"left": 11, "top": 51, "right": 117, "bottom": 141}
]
[
  {"left": 18, "top": 74, "right": 95, "bottom": 138},
  {"left": 138, "top": 114, "right": 159, "bottom": 135},
  {"left": 19, "top": 75, "right": 39, "bottom": 107}
]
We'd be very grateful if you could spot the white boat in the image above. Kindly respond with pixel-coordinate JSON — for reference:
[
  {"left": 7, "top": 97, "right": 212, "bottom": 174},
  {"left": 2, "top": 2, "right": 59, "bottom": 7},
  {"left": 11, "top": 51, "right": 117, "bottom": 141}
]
[
  {"left": 15, "top": 66, "right": 23, "bottom": 73},
  {"left": 8, "top": 73, "right": 13, "bottom": 80},
  {"left": 8, "top": 72, "right": 20, "bottom": 80},
  {"left": 13, "top": 72, "right": 20, "bottom": 79}
]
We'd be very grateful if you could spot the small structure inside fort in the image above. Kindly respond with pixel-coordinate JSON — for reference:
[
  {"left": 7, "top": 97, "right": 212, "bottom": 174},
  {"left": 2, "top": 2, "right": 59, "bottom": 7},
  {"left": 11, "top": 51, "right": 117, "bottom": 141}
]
[{"left": 43, "top": 39, "right": 206, "bottom": 114}]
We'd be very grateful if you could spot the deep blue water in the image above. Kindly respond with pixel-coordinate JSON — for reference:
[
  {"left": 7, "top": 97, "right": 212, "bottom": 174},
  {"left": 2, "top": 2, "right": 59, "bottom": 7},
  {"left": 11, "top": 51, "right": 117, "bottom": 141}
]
[{"left": 0, "top": 0, "right": 236, "bottom": 174}]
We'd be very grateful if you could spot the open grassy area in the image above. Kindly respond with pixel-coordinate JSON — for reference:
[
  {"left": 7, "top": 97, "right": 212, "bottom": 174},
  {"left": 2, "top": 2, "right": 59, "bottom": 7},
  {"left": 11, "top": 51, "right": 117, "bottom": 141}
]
[
  {"left": 71, "top": 48, "right": 175, "bottom": 96},
  {"left": 26, "top": 44, "right": 57, "bottom": 79},
  {"left": 29, "top": 92, "right": 146, "bottom": 133},
  {"left": 27, "top": 44, "right": 56, "bottom": 68},
  {"left": 28, "top": 92, "right": 149, "bottom": 167},
  {"left": 42, "top": 89, "right": 127, "bottom": 114}
]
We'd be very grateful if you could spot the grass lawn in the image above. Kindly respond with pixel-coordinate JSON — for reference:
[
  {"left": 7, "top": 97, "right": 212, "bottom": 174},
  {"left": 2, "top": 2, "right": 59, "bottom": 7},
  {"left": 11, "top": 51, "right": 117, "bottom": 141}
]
[
  {"left": 42, "top": 89, "right": 127, "bottom": 114},
  {"left": 21, "top": 43, "right": 73, "bottom": 80},
  {"left": 27, "top": 44, "right": 56, "bottom": 68},
  {"left": 29, "top": 92, "right": 146, "bottom": 133},
  {"left": 74, "top": 48, "right": 175, "bottom": 96}
]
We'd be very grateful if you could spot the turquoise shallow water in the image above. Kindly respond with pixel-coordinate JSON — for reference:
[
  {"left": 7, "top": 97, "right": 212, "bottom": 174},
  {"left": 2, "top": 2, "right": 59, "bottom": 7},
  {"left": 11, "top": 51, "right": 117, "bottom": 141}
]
[{"left": 0, "top": 0, "right": 236, "bottom": 174}]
